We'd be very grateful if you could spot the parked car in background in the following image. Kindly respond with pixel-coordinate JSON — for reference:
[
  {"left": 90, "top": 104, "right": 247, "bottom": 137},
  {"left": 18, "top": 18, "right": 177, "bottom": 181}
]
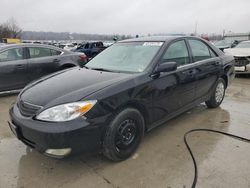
[
  {"left": 63, "top": 43, "right": 77, "bottom": 51},
  {"left": 224, "top": 40, "right": 250, "bottom": 74},
  {"left": 9, "top": 36, "right": 234, "bottom": 161},
  {"left": 214, "top": 40, "right": 239, "bottom": 51},
  {"left": 0, "top": 44, "right": 87, "bottom": 94},
  {"left": 74, "top": 41, "right": 107, "bottom": 59}
]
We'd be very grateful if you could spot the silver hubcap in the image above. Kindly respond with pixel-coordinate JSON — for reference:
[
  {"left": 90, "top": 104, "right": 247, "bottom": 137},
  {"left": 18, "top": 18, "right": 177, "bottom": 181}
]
[{"left": 215, "top": 82, "right": 225, "bottom": 103}]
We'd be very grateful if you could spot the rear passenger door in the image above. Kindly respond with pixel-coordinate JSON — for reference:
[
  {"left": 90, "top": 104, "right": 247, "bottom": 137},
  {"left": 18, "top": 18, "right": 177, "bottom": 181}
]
[
  {"left": 0, "top": 47, "right": 28, "bottom": 91},
  {"left": 27, "top": 47, "right": 62, "bottom": 81},
  {"left": 187, "top": 39, "right": 221, "bottom": 100}
]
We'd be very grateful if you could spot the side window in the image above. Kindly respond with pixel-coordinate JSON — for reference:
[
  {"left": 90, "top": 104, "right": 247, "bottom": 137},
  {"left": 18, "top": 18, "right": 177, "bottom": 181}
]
[
  {"left": 162, "top": 40, "right": 190, "bottom": 66},
  {"left": 188, "top": 40, "right": 211, "bottom": 62},
  {"left": 51, "top": 49, "right": 62, "bottom": 56},
  {"left": 29, "top": 47, "right": 51, "bottom": 58},
  {"left": 0, "top": 48, "right": 24, "bottom": 62}
]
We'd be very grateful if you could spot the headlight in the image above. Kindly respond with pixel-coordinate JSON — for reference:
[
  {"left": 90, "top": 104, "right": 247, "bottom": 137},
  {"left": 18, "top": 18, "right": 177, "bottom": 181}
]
[{"left": 36, "top": 100, "right": 97, "bottom": 122}]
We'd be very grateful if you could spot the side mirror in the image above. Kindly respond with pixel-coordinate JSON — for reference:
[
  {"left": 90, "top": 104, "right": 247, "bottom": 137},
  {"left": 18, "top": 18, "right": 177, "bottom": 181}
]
[{"left": 154, "top": 61, "right": 177, "bottom": 74}]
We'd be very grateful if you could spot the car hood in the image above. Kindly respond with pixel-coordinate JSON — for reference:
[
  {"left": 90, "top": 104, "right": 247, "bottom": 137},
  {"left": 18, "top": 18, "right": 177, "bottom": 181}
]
[
  {"left": 20, "top": 68, "right": 135, "bottom": 107},
  {"left": 224, "top": 48, "right": 250, "bottom": 57}
]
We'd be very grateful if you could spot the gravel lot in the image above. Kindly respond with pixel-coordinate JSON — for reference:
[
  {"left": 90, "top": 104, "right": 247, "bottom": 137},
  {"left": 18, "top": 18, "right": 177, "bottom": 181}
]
[{"left": 0, "top": 78, "right": 250, "bottom": 188}]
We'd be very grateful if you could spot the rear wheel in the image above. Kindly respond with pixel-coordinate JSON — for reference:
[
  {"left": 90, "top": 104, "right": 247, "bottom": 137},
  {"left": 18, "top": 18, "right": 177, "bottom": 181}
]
[
  {"left": 103, "top": 108, "right": 145, "bottom": 161},
  {"left": 205, "top": 78, "right": 226, "bottom": 108}
]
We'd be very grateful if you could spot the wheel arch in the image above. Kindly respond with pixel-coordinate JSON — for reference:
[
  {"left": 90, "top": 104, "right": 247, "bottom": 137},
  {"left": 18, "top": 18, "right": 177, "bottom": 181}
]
[
  {"left": 114, "top": 101, "right": 150, "bottom": 132},
  {"left": 221, "top": 74, "right": 228, "bottom": 88},
  {"left": 221, "top": 64, "right": 234, "bottom": 88}
]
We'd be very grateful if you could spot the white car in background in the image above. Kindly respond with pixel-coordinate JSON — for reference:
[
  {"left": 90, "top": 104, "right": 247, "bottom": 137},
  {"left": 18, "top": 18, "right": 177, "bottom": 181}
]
[
  {"left": 224, "top": 41, "right": 250, "bottom": 74},
  {"left": 63, "top": 43, "right": 76, "bottom": 51}
]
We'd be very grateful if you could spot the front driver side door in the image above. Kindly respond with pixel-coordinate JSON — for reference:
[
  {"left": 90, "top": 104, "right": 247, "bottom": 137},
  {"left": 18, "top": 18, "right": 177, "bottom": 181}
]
[{"left": 149, "top": 39, "right": 198, "bottom": 127}]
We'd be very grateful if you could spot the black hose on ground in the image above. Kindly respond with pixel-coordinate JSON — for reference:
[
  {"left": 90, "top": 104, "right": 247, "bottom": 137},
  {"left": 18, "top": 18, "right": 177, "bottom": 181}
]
[{"left": 184, "top": 129, "right": 250, "bottom": 188}]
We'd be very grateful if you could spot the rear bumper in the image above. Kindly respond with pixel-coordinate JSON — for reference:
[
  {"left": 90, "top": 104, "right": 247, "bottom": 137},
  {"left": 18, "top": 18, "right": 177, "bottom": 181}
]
[{"left": 9, "top": 103, "right": 105, "bottom": 157}]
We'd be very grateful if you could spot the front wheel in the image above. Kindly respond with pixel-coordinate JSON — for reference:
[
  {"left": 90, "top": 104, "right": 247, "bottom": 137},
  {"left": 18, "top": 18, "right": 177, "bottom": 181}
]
[
  {"left": 205, "top": 78, "right": 226, "bottom": 108},
  {"left": 103, "top": 108, "right": 145, "bottom": 161}
]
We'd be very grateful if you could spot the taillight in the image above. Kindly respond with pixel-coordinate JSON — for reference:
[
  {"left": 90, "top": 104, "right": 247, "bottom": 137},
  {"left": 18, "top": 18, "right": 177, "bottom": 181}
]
[{"left": 79, "top": 54, "right": 87, "bottom": 62}]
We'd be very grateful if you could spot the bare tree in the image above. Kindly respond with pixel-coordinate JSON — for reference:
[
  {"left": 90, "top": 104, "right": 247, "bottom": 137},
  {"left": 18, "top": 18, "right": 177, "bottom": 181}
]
[{"left": 0, "top": 18, "right": 22, "bottom": 40}]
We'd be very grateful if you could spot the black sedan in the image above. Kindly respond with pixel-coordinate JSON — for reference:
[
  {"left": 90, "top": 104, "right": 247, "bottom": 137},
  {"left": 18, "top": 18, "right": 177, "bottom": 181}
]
[
  {"left": 0, "top": 44, "right": 87, "bottom": 94},
  {"left": 9, "top": 36, "right": 235, "bottom": 161}
]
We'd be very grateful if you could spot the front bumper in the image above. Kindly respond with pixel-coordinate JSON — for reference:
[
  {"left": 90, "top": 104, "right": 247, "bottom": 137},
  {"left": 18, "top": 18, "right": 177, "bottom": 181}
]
[
  {"left": 234, "top": 56, "right": 250, "bottom": 74},
  {"left": 9, "top": 103, "right": 105, "bottom": 157},
  {"left": 235, "top": 65, "right": 250, "bottom": 74}
]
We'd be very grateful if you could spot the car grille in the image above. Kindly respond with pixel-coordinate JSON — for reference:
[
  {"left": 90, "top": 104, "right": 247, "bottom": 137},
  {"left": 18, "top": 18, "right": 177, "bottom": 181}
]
[
  {"left": 17, "top": 100, "right": 43, "bottom": 117},
  {"left": 234, "top": 57, "right": 250, "bottom": 66}
]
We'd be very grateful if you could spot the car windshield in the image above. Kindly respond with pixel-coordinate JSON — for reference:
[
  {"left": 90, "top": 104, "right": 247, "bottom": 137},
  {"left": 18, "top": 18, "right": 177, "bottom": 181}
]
[
  {"left": 85, "top": 42, "right": 163, "bottom": 73},
  {"left": 214, "top": 40, "right": 231, "bottom": 46},
  {"left": 235, "top": 42, "right": 250, "bottom": 48}
]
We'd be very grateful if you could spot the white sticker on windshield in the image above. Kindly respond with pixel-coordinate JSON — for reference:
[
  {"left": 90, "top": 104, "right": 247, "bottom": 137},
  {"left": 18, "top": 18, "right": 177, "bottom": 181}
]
[{"left": 143, "top": 42, "right": 163, "bottom": 46}]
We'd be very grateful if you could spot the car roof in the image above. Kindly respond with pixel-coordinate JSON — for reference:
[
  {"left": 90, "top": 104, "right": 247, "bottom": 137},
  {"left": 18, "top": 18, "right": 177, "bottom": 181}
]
[
  {"left": 118, "top": 35, "right": 224, "bottom": 56},
  {"left": 0, "top": 43, "right": 66, "bottom": 52},
  {"left": 119, "top": 35, "right": 190, "bottom": 43}
]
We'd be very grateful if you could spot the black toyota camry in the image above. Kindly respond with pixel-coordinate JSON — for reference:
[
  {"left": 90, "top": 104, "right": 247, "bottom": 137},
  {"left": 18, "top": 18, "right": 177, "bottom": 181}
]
[{"left": 9, "top": 36, "right": 235, "bottom": 161}]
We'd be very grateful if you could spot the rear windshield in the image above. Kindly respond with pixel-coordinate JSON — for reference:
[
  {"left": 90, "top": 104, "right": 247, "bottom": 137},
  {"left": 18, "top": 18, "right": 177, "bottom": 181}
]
[{"left": 235, "top": 42, "right": 250, "bottom": 48}]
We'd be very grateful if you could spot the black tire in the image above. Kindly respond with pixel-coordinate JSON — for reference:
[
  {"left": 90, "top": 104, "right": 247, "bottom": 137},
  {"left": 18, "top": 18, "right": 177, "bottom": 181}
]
[
  {"left": 205, "top": 78, "right": 226, "bottom": 108},
  {"left": 103, "top": 108, "right": 145, "bottom": 161}
]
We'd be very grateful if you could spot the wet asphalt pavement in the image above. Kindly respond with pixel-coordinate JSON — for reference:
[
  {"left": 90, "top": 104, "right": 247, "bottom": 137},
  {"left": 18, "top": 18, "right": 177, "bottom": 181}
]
[{"left": 0, "top": 78, "right": 250, "bottom": 188}]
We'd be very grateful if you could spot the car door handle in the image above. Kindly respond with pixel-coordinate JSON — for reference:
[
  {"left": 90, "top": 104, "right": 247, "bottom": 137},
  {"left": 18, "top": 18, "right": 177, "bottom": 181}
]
[
  {"left": 16, "top": 64, "right": 25, "bottom": 69},
  {"left": 182, "top": 70, "right": 195, "bottom": 75},
  {"left": 53, "top": 59, "right": 60, "bottom": 62}
]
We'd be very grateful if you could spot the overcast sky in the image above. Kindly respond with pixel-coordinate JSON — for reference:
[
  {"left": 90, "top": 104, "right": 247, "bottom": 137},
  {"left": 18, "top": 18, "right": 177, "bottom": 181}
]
[{"left": 1, "top": 0, "right": 250, "bottom": 35}]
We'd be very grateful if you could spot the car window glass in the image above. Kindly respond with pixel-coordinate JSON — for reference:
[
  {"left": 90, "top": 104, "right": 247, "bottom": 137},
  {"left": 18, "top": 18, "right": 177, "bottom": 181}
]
[
  {"left": 162, "top": 40, "right": 189, "bottom": 66},
  {"left": 86, "top": 42, "right": 162, "bottom": 73},
  {"left": 0, "top": 48, "right": 24, "bottom": 62},
  {"left": 29, "top": 47, "right": 52, "bottom": 58},
  {"left": 188, "top": 40, "right": 211, "bottom": 62},
  {"left": 235, "top": 42, "right": 250, "bottom": 48},
  {"left": 51, "top": 49, "right": 62, "bottom": 56}
]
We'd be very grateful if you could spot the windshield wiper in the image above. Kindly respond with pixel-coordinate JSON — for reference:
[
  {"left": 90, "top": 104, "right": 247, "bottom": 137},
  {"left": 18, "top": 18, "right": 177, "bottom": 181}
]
[
  {"left": 83, "top": 65, "right": 89, "bottom": 69},
  {"left": 89, "top": 67, "right": 119, "bottom": 73}
]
